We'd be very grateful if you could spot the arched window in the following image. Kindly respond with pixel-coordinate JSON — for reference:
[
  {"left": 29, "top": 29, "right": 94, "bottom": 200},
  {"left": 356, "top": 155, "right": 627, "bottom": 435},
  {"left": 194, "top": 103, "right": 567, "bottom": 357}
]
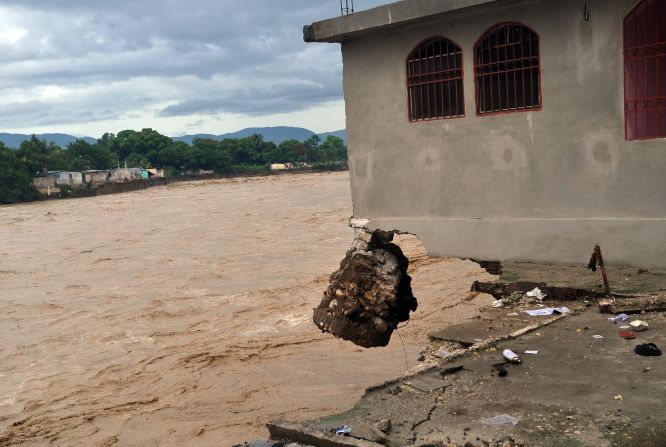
[
  {"left": 474, "top": 23, "right": 541, "bottom": 115},
  {"left": 407, "top": 37, "right": 464, "bottom": 121},
  {"left": 624, "top": 0, "right": 666, "bottom": 140}
]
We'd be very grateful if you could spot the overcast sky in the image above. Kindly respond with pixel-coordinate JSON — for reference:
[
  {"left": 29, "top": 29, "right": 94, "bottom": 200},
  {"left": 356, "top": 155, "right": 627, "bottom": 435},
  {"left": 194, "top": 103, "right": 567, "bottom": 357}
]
[{"left": 0, "top": 0, "right": 389, "bottom": 137}]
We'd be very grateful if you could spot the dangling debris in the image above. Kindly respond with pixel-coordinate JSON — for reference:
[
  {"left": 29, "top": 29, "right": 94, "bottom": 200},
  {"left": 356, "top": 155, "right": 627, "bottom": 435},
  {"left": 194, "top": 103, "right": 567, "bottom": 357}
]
[{"left": 313, "top": 229, "right": 418, "bottom": 348}]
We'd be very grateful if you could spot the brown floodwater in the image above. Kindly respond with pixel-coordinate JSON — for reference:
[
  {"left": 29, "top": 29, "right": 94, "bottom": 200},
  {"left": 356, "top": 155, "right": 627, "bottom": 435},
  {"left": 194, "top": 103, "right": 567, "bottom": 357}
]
[{"left": 0, "top": 172, "right": 493, "bottom": 446}]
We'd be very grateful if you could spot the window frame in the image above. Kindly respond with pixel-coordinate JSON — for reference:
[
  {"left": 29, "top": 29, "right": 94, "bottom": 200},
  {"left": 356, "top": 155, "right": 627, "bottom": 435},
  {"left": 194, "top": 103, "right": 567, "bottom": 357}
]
[
  {"left": 473, "top": 22, "right": 543, "bottom": 117},
  {"left": 406, "top": 36, "right": 466, "bottom": 122},
  {"left": 623, "top": 0, "right": 666, "bottom": 141}
]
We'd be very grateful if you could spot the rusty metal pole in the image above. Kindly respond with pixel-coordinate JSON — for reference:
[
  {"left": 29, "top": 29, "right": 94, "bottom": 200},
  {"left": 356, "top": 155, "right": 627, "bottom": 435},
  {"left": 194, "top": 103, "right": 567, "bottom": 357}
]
[{"left": 591, "top": 245, "right": 611, "bottom": 297}]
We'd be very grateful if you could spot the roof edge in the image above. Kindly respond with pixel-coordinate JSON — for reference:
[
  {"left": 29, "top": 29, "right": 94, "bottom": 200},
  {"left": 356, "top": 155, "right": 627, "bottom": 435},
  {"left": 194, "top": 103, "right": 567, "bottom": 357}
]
[{"left": 304, "top": 0, "right": 503, "bottom": 43}]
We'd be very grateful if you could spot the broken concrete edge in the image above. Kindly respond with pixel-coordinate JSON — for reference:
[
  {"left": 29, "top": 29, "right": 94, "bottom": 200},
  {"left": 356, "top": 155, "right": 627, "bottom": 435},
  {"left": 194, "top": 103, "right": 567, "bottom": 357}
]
[
  {"left": 467, "top": 259, "right": 503, "bottom": 275},
  {"left": 266, "top": 313, "right": 570, "bottom": 446},
  {"left": 266, "top": 422, "right": 384, "bottom": 447},
  {"left": 598, "top": 293, "right": 666, "bottom": 314},
  {"left": 366, "top": 312, "right": 568, "bottom": 393},
  {"left": 471, "top": 280, "right": 607, "bottom": 301}
]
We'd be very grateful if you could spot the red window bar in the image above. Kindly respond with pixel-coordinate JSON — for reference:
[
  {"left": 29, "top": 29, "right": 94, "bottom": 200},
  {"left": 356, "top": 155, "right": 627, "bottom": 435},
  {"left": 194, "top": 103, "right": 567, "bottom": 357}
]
[
  {"left": 474, "top": 23, "right": 541, "bottom": 115},
  {"left": 407, "top": 37, "right": 464, "bottom": 121},
  {"left": 624, "top": 0, "right": 666, "bottom": 140}
]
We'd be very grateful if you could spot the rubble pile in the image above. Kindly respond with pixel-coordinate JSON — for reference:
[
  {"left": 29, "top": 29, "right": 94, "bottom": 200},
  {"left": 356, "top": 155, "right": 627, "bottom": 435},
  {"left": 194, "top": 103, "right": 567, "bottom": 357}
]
[{"left": 313, "top": 229, "right": 417, "bottom": 348}]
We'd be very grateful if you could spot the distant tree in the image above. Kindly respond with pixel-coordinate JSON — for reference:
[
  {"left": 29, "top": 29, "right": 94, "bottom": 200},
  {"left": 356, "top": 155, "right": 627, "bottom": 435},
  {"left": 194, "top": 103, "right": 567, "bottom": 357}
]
[
  {"left": 66, "top": 139, "right": 117, "bottom": 170},
  {"left": 0, "top": 143, "right": 39, "bottom": 204},
  {"left": 319, "top": 136, "right": 347, "bottom": 162},
  {"left": 155, "top": 141, "right": 189, "bottom": 169},
  {"left": 125, "top": 152, "right": 151, "bottom": 168},
  {"left": 111, "top": 128, "right": 172, "bottom": 162},
  {"left": 192, "top": 138, "right": 233, "bottom": 172},
  {"left": 15, "top": 135, "right": 67, "bottom": 174}
]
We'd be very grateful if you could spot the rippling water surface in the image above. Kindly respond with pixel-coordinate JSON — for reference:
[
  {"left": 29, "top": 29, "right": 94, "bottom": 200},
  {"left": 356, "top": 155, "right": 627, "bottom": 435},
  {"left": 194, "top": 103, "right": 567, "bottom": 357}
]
[{"left": 0, "top": 172, "right": 492, "bottom": 446}]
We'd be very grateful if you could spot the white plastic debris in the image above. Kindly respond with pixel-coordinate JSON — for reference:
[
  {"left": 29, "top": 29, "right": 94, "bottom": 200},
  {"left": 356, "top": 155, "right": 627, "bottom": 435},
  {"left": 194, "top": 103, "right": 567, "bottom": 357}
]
[
  {"left": 524, "top": 307, "right": 570, "bottom": 316},
  {"left": 525, "top": 287, "right": 546, "bottom": 301},
  {"left": 629, "top": 320, "right": 649, "bottom": 332},
  {"left": 608, "top": 313, "right": 630, "bottom": 323},
  {"left": 335, "top": 425, "right": 352, "bottom": 435},
  {"left": 502, "top": 349, "right": 522, "bottom": 364},
  {"left": 592, "top": 335, "right": 604, "bottom": 339},
  {"left": 434, "top": 347, "right": 451, "bottom": 359},
  {"left": 525, "top": 350, "right": 539, "bottom": 355},
  {"left": 482, "top": 414, "right": 519, "bottom": 427},
  {"left": 492, "top": 299, "right": 504, "bottom": 308}
]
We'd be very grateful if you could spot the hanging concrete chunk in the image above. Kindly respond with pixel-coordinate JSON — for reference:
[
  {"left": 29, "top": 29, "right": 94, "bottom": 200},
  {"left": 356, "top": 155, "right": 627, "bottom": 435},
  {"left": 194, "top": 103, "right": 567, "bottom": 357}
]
[{"left": 313, "top": 230, "right": 417, "bottom": 348}]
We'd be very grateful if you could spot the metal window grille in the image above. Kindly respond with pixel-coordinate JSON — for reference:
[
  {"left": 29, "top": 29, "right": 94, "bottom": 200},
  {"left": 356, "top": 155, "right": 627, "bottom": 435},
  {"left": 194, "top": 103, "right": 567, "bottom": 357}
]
[
  {"left": 340, "top": 0, "right": 354, "bottom": 16},
  {"left": 407, "top": 37, "right": 465, "bottom": 121},
  {"left": 624, "top": 0, "right": 666, "bottom": 140},
  {"left": 474, "top": 23, "right": 541, "bottom": 116}
]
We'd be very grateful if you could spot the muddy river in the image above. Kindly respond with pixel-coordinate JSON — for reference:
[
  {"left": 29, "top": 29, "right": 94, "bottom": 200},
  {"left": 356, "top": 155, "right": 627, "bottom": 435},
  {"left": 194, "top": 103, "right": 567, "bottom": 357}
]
[{"left": 0, "top": 172, "right": 493, "bottom": 446}]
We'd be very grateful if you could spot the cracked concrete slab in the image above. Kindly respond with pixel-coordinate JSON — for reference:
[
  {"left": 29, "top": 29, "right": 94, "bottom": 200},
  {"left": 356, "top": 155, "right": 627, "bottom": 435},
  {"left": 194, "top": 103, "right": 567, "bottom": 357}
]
[{"left": 271, "top": 309, "right": 665, "bottom": 446}]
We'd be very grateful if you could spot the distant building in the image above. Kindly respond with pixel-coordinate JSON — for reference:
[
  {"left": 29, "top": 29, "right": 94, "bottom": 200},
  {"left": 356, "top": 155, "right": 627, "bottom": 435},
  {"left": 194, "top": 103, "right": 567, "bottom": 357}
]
[
  {"left": 270, "top": 163, "right": 295, "bottom": 171},
  {"left": 305, "top": 0, "right": 666, "bottom": 268},
  {"left": 108, "top": 168, "right": 142, "bottom": 183},
  {"left": 33, "top": 171, "right": 83, "bottom": 194},
  {"left": 82, "top": 170, "right": 110, "bottom": 186}
]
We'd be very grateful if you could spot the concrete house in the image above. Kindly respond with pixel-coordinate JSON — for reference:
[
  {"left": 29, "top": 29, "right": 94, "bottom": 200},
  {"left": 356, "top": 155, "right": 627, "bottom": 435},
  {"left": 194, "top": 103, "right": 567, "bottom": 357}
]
[
  {"left": 108, "top": 168, "right": 142, "bottom": 182},
  {"left": 82, "top": 170, "right": 110, "bottom": 186},
  {"left": 305, "top": 0, "right": 666, "bottom": 267}
]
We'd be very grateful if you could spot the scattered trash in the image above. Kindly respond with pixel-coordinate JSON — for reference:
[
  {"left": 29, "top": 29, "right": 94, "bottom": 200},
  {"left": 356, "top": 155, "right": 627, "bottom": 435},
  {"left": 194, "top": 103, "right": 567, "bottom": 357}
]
[
  {"left": 634, "top": 343, "right": 662, "bottom": 357},
  {"left": 592, "top": 335, "right": 604, "bottom": 339},
  {"left": 492, "top": 300, "right": 504, "bottom": 308},
  {"left": 629, "top": 320, "right": 649, "bottom": 332},
  {"left": 498, "top": 367, "right": 508, "bottom": 377},
  {"left": 619, "top": 325, "right": 631, "bottom": 330},
  {"left": 526, "top": 287, "right": 546, "bottom": 301},
  {"left": 525, "top": 307, "right": 570, "bottom": 316},
  {"left": 434, "top": 347, "right": 451, "bottom": 359},
  {"left": 474, "top": 338, "right": 484, "bottom": 343},
  {"left": 482, "top": 414, "right": 519, "bottom": 427},
  {"left": 503, "top": 349, "right": 522, "bottom": 364},
  {"left": 335, "top": 425, "right": 352, "bottom": 436},
  {"left": 507, "top": 312, "right": 519, "bottom": 316},
  {"left": 614, "top": 394, "right": 623, "bottom": 401},
  {"left": 524, "top": 350, "right": 539, "bottom": 355},
  {"left": 619, "top": 330, "right": 636, "bottom": 339},
  {"left": 643, "top": 367, "right": 651, "bottom": 373},
  {"left": 440, "top": 365, "right": 464, "bottom": 377},
  {"left": 608, "top": 313, "right": 630, "bottom": 323}
]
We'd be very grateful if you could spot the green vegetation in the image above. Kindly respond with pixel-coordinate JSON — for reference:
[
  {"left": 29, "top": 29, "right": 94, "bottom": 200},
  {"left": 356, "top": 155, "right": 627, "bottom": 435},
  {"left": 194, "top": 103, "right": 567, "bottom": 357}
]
[
  {"left": 0, "top": 142, "right": 40, "bottom": 204},
  {"left": 0, "top": 129, "right": 348, "bottom": 204}
]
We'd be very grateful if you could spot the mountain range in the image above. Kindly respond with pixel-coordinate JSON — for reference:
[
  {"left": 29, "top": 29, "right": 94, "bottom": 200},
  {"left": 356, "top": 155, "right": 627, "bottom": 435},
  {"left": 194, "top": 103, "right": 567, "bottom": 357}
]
[{"left": 0, "top": 127, "right": 346, "bottom": 149}]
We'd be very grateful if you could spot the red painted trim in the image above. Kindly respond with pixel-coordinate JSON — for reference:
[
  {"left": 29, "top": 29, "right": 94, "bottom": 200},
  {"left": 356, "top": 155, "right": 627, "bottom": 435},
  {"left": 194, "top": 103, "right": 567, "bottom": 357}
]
[
  {"left": 623, "top": 0, "right": 666, "bottom": 141},
  {"left": 406, "top": 35, "right": 466, "bottom": 122},
  {"left": 473, "top": 22, "right": 543, "bottom": 117}
]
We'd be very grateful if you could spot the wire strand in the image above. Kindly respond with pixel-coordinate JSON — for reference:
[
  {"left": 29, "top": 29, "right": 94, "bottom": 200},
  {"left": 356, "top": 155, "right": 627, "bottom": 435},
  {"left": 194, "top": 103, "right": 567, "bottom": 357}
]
[{"left": 395, "top": 328, "right": 409, "bottom": 372}]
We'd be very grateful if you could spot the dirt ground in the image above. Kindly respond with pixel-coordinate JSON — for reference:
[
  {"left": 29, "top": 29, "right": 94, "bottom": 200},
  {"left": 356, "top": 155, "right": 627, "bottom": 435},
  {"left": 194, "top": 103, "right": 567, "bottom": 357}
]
[{"left": 0, "top": 172, "right": 494, "bottom": 447}]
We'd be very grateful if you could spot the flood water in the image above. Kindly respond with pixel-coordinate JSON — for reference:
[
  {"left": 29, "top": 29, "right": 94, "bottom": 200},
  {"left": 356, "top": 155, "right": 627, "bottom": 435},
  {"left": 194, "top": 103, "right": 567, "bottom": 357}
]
[{"left": 0, "top": 172, "right": 492, "bottom": 446}]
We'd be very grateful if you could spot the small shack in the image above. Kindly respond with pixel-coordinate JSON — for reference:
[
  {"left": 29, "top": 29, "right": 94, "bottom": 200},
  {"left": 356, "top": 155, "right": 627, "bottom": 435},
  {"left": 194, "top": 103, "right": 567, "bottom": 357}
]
[
  {"left": 108, "top": 168, "right": 142, "bottom": 183},
  {"left": 82, "top": 170, "right": 110, "bottom": 186}
]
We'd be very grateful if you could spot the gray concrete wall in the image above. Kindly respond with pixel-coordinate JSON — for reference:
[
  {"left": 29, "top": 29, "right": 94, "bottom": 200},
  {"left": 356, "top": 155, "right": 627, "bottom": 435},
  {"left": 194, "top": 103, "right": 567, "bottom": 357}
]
[{"left": 342, "top": 0, "right": 666, "bottom": 267}]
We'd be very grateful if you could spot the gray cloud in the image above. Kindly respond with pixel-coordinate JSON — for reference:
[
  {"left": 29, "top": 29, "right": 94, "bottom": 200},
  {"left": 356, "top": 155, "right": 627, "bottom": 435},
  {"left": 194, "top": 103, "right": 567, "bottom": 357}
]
[{"left": 0, "top": 0, "right": 389, "bottom": 131}]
